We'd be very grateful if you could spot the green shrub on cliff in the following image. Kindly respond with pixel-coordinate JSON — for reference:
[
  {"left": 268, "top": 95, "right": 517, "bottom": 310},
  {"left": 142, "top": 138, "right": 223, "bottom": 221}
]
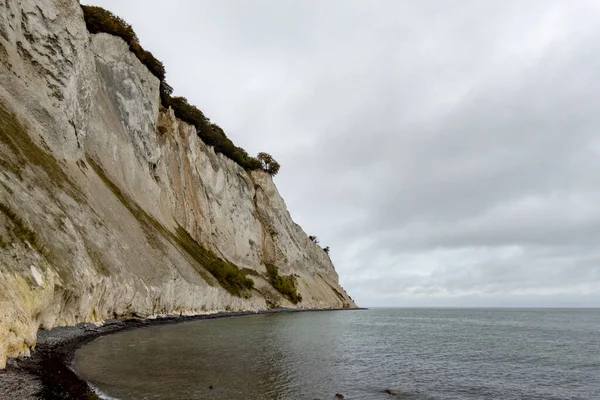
[
  {"left": 81, "top": 5, "right": 136, "bottom": 42},
  {"left": 81, "top": 5, "right": 280, "bottom": 175},
  {"left": 174, "top": 227, "right": 254, "bottom": 297},
  {"left": 161, "top": 96, "right": 266, "bottom": 170},
  {"left": 81, "top": 5, "right": 165, "bottom": 80},
  {"left": 265, "top": 263, "right": 302, "bottom": 304},
  {"left": 257, "top": 152, "right": 281, "bottom": 176}
]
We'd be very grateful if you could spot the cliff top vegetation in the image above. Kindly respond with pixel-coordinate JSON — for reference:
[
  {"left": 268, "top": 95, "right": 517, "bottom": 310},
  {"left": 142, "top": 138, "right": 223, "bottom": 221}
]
[{"left": 81, "top": 5, "right": 279, "bottom": 175}]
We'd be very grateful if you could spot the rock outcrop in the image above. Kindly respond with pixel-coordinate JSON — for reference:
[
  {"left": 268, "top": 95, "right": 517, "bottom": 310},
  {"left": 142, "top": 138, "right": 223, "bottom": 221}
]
[{"left": 0, "top": 0, "right": 355, "bottom": 368}]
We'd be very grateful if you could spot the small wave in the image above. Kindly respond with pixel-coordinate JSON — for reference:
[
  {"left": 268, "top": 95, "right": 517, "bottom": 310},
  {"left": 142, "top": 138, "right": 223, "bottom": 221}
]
[
  {"left": 68, "top": 361, "right": 119, "bottom": 400},
  {"left": 88, "top": 382, "right": 119, "bottom": 400}
]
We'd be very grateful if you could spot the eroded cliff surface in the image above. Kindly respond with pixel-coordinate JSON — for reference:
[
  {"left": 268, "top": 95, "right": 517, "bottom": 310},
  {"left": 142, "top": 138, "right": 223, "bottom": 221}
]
[{"left": 0, "top": 0, "right": 355, "bottom": 368}]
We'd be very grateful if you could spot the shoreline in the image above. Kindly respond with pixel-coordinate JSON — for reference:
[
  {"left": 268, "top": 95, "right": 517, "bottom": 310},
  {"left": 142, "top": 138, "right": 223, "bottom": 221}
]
[{"left": 0, "top": 307, "right": 366, "bottom": 399}]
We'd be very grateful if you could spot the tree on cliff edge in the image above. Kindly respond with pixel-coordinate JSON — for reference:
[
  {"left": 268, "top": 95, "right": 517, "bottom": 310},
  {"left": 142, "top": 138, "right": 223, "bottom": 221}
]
[{"left": 257, "top": 152, "right": 281, "bottom": 176}]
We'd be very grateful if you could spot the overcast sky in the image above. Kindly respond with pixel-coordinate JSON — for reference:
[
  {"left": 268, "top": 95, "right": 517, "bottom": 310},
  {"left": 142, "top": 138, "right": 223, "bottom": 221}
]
[{"left": 82, "top": 0, "right": 600, "bottom": 307}]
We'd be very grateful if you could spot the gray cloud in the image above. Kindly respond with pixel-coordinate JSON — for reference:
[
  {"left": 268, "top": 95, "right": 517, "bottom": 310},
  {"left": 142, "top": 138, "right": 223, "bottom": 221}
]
[{"left": 83, "top": 0, "right": 600, "bottom": 307}]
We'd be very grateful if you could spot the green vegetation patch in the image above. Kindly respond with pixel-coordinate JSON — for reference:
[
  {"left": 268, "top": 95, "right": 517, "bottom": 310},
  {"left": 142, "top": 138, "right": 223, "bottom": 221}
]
[
  {"left": 80, "top": 5, "right": 280, "bottom": 175},
  {"left": 81, "top": 5, "right": 165, "bottom": 80},
  {"left": 87, "top": 157, "right": 162, "bottom": 243},
  {"left": 0, "top": 102, "right": 83, "bottom": 201},
  {"left": 175, "top": 227, "right": 254, "bottom": 297},
  {"left": 88, "top": 158, "right": 253, "bottom": 297},
  {"left": 82, "top": 237, "right": 111, "bottom": 277},
  {"left": 0, "top": 202, "right": 39, "bottom": 248},
  {"left": 265, "top": 263, "right": 302, "bottom": 304},
  {"left": 163, "top": 96, "right": 264, "bottom": 171},
  {"left": 241, "top": 267, "right": 261, "bottom": 277},
  {"left": 318, "top": 273, "right": 346, "bottom": 303}
]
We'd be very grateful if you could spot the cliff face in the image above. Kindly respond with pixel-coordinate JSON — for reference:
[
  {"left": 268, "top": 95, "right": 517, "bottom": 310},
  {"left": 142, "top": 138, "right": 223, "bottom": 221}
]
[{"left": 0, "top": 0, "right": 355, "bottom": 368}]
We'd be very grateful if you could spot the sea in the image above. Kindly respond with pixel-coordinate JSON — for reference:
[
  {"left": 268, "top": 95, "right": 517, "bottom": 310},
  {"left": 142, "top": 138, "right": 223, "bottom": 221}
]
[{"left": 73, "top": 308, "right": 600, "bottom": 400}]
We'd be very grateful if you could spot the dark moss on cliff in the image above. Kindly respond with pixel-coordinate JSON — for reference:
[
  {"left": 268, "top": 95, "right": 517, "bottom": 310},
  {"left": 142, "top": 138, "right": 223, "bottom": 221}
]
[
  {"left": 318, "top": 273, "right": 346, "bottom": 303},
  {"left": 88, "top": 157, "right": 254, "bottom": 297},
  {"left": 0, "top": 102, "right": 82, "bottom": 201},
  {"left": 174, "top": 227, "right": 255, "bottom": 297},
  {"left": 0, "top": 202, "right": 38, "bottom": 248},
  {"left": 266, "top": 263, "right": 302, "bottom": 304}
]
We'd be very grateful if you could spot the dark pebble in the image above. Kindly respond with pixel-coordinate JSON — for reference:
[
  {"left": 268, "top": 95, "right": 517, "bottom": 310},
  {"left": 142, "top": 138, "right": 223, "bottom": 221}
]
[{"left": 383, "top": 389, "right": 402, "bottom": 395}]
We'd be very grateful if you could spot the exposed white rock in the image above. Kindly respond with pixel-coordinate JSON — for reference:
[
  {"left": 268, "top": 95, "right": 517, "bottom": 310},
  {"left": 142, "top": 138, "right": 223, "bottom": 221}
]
[
  {"left": 29, "top": 266, "right": 43, "bottom": 286},
  {"left": 0, "top": 0, "right": 355, "bottom": 369}
]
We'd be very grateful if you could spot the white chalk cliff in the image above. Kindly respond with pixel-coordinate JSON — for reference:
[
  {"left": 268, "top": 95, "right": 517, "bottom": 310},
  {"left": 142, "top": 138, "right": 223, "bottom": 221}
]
[{"left": 0, "top": 0, "right": 355, "bottom": 368}]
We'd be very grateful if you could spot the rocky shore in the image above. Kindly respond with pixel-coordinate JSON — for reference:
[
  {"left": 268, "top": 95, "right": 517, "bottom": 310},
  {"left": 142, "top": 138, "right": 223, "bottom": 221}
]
[{"left": 0, "top": 308, "right": 364, "bottom": 399}]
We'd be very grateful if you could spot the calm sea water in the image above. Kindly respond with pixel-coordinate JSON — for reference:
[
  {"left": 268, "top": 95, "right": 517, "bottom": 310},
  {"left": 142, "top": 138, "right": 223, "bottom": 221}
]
[{"left": 74, "top": 308, "right": 600, "bottom": 400}]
